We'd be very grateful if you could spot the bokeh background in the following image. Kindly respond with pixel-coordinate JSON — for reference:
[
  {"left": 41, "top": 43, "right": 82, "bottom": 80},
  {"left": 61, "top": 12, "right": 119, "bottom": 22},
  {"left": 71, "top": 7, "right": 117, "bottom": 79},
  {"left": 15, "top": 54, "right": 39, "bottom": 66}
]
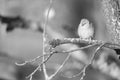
[{"left": 0, "top": 0, "right": 119, "bottom": 80}]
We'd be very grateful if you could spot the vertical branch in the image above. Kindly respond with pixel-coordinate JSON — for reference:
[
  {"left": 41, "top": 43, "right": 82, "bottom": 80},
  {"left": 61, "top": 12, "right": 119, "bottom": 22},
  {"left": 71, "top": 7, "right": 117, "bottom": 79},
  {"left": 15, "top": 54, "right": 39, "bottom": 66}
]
[
  {"left": 49, "top": 53, "right": 71, "bottom": 80},
  {"left": 42, "top": 0, "right": 54, "bottom": 80}
]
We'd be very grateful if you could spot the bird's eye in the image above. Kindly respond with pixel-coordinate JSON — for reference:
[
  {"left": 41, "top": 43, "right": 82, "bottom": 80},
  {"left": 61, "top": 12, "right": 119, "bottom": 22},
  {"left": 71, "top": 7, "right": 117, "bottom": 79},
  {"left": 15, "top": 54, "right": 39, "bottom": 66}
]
[
  {"left": 81, "top": 22, "right": 87, "bottom": 26},
  {"left": 81, "top": 20, "right": 88, "bottom": 26}
]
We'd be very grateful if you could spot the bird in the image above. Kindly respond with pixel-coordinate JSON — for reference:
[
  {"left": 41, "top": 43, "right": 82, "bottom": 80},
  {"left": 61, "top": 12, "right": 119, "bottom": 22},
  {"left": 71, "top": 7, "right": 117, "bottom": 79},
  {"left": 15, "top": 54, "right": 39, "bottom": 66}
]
[{"left": 77, "top": 18, "right": 94, "bottom": 40}]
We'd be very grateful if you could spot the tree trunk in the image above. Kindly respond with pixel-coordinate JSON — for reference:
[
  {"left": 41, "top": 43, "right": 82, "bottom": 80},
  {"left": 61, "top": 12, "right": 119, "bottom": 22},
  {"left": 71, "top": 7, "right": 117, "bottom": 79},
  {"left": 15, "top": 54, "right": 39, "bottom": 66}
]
[{"left": 102, "top": 0, "right": 120, "bottom": 44}]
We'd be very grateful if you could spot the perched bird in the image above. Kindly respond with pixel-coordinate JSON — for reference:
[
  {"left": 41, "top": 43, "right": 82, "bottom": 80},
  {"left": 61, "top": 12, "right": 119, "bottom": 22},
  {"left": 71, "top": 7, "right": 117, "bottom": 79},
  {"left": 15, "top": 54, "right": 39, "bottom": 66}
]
[{"left": 77, "top": 18, "right": 94, "bottom": 40}]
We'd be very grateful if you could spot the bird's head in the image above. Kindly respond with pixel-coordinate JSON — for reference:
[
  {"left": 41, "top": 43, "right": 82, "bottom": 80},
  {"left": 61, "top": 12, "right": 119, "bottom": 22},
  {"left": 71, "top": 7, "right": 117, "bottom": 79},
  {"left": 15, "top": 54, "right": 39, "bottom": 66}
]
[{"left": 80, "top": 18, "right": 90, "bottom": 28}]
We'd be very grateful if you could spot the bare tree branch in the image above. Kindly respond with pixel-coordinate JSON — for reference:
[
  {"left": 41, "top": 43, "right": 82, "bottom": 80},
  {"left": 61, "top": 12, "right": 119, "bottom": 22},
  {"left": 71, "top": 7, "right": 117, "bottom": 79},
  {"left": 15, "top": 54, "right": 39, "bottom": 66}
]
[
  {"left": 54, "top": 44, "right": 97, "bottom": 54},
  {"left": 15, "top": 55, "right": 46, "bottom": 66},
  {"left": 26, "top": 51, "right": 55, "bottom": 80},
  {"left": 49, "top": 53, "right": 71, "bottom": 80},
  {"left": 49, "top": 38, "right": 120, "bottom": 49},
  {"left": 42, "top": 0, "right": 54, "bottom": 80},
  {"left": 61, "top": 43, "right": 105, "bottom": 79}
]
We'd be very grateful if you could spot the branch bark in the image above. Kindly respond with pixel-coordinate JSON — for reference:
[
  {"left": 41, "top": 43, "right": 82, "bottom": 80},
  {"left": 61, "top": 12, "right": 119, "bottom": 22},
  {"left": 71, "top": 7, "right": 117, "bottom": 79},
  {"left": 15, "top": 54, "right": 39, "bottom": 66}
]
[{"left": 49, "top": 38, "right": 120, "bottom": 49}]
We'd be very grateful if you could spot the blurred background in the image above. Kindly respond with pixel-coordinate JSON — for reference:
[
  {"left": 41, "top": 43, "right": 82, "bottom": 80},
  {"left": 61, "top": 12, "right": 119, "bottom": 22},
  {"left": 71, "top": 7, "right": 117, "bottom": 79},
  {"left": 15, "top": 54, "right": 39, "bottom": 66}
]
[{"left": 0, "top": 0, "right": 119, "bottom": 80}]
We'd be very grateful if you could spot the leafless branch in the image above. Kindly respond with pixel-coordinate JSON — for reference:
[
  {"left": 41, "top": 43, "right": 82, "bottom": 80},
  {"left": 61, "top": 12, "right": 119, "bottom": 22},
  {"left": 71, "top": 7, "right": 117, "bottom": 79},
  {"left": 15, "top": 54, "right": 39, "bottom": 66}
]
[
  {"left": 42, "top": 0, "right": 54, "bottom": 79},
  {"left": 26, "top": 52, "right": 55, "bottom": 80},
  {"left": 57, "top": 44, "right": 97, "bottom": 54},
  {"left": 49, "top": 53, "right": 71, "bottom": 80},
  {"left": 49, "top": 38, "right": 120, "bottom": 49},
  {"left": 79, "top": 43, "right": 105, "bottom": 80},
  {"left": 90, "top": 43, "right": 105, "bottom": 64},
  {"left": 15, "top": 55, "right": 47, "bottom": 66},
  {"left": 26, "top": 64, "right": 41, "bottom": 80},
  {"left": 16, "top": 37, "right": 120, "bottom": 80},
  {"left": 61, "top": 43, "right": 105, "bottom": 79},
  {"left": 16, "top": 43, "right": 94, "bottom": 66}
]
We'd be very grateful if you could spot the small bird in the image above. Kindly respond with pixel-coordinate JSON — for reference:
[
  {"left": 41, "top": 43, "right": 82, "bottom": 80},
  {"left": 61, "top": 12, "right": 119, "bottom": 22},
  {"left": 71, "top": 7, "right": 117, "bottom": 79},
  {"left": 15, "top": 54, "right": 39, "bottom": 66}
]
[{"left": 77, "top": 18, "right": 94, "bottom": 40}]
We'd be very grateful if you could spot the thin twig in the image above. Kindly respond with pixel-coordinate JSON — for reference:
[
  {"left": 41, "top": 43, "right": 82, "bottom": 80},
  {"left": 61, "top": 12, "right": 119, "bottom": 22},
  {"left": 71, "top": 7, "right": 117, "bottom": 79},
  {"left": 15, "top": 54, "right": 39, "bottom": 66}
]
[
  {"left": 16, "top": 42, "right": 92, "bottom": 66},
  {"left": 15, "top": 48, "right": 57, "bottom": 66},
  {"left": 49, "top": 38, "right": 120, "bottom": 49},
  {"left": 42, "top": 0, "right": 54, "bottom": 80},
  {"left": 26, "top": 52, "right": 54, "bottom": 80},
  {"left": 48, "top": 44, "right": 97, "bottom": 55},
  {"left": 61, "top": 43, "right": 105, "bottom": 79},
  {"left": 60, "top": 44, "right": 97, "bottom": 54},
  {"left": 15, "top": 55, "right": 48, "bottom": 66},
  {"left": 61, "top": 64, "right": 85, "bottom": 78},
  {"left": 79, "top": 43, "right": 105, "bottom": 80},
  {"left": 26, "top": 64, "right": 41, "bottom": 80},
  {"left": 16, "top": 44, "right": 96, "bottom": 66},
  {"left": 90, "top": 43, "right": 106, "bottom": 64},
  {"left": 49, "top": 53, "right": 71, "bottom": 80}
]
